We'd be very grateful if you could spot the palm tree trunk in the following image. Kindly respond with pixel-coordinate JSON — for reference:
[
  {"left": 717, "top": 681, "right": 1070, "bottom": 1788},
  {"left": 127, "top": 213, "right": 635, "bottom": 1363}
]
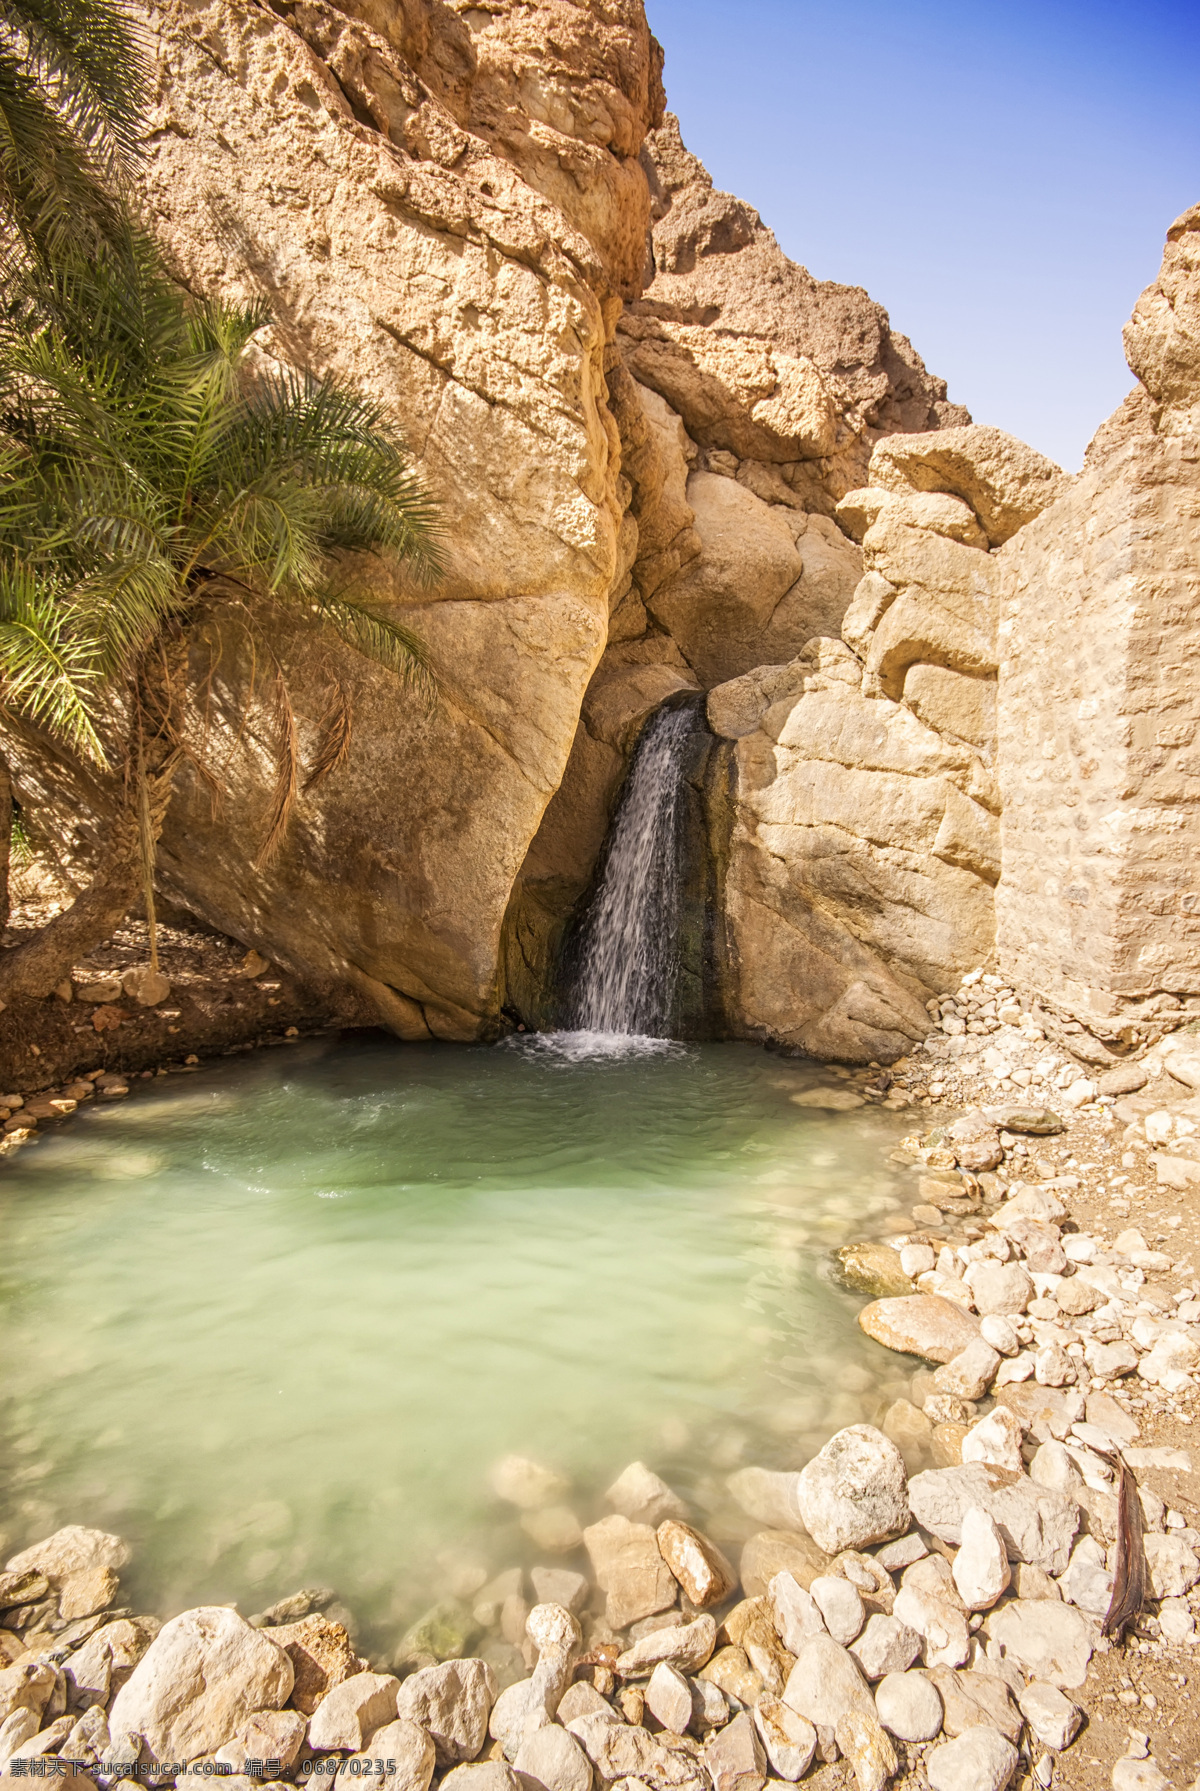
[
  {"left": 0, "top": 751, "right": 11, "bottom": 934},
  {"left": 0, "top": 636, "right": 184, "bottom": 1003}
]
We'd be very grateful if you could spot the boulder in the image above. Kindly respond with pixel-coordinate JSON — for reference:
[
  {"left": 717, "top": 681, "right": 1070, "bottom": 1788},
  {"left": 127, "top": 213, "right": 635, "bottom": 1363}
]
[
  {"left": 107, "top": 1608, "right": 292, "bottom": 1764},
  {"left": 583, "top": 1517, "right": 678, "bottom": 1631},
  {"left": 779, "top": 1636, "right": 875, "bottom": 1730},
  {"left": 308, "top": 1672, "right": 403, "bottom": 1753},
  {"left": 605, "top": 1463, "right": 687, "bottom": 1527},
  {"left": 336, "top": 1720, "right": 437, "bottom": 1791},
  {"left": 751, "top": 1699, "right": 816, "bottom": 1781},
  {"left": 983, "top": 1600, "right": 1097, "bottom": 1688},
  {"left": 924, "top": 1725, "right": 1018, "bottom": 1791},
  {"left": 794, "top": 1427, "right": 909, "bottom": 1554},
  {"left": 655, "top": 1523, "right": 736, "bottom": 1610},
  {"left": 395, "top": 1659, "right": 497, "bottom": 1766},
  {"left": 857, "top": 1296, "right": 981, "bottom": 1364},
  {"left": 906, "top": 1464, "right": 1079, "bottom": 1574},
  {"left": 873, "top": 1670, "right": 942, "bottom": 1743}
]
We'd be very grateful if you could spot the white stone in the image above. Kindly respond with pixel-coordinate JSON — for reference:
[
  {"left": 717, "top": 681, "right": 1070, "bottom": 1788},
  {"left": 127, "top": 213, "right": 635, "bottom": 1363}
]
[
  {"left": 1143, "top": 1533, "right": 1200, "bottom": 1599},
  {"left": 873, "top": 1671, "right": 943, "bottom": 1743},
  {"left": 984, "top": 1600, "right": 1097, "bottom": 1688},
  {"left": 906, "top": 1463, "right": 1079, "bottom": 1574},
  {"left": 961, "top": 1409, "right": 1025, "bottom": 1473},
  {"left": 808, "top": 1577, "right": 864, "bottom": 1646},
  {"left": 794, "top": 1427, "right": 909, "bottom": 1554},
  {"left": 703, "top": 1710, "right": 765, "bottom": 1791},
  {"left": 780, "top": 1637, "right": 875, "bottom": 1730},
  {"left": 766, "top": 1574, "right": 825, "bottom": 1655},
  {"left": 336, "top": 1720, "right": 437, "bottom": 1791},
  {"left": 1058, "top": 1536, "right": 1114, "bottom": 1617},
  {"left": 442, "top": 1766, "right": 523, "bottom": 1791},
  {"left": 900, "top": 1245, "right": 935, "bottom": 1278},
  {"left": 489, "top": 1458, "right": 570, "bottom": 1511},
  {"left": 514, "top": 1724, "right": 593, "bottom": 1791},
  {"left": 107, "top": 1607, "right": 292, "bottom": 1764},
  {"left": 309, "top": 1672, "right": 403, "bottom": 1753},
  {"left": 751, "top": 1700, "right": 815, "bottom": 1782},
  {"left": 891, "top": 1588, "right": 970, "bottom": 1668},
  {"left": 583, "top": 1517, "right": 678, "bottom": 1632},
  {"left": 926, "top": 1727, "right": 1018, "bottom": 1791},
  {"left": 615, "top": 1615, "right": 716, "bottom": 1677},
  {"left": 952, "top": 1507, "right": 1011, "bottom": 1612},
  {"left": 395, "top": 1660, "right": 498, "bottom": 1766},
  {"left": 1111, "top": 1760, "right": 1169, "bottom": 1791},
  {"left": 848, "top": 1615, "right": 921, "bottom": 1681},
  {"left": 980, "top": 1316, "right": 1020, "bottom": 1356},
  {"left": 725, "top": 1470, "right": 802, "bottom": 1531},
  {"left": 1158, "top": 1598, "right": 1195, "bottom": 1643},
  {"left": 1017, "top": 1682, "right": 1082, "bottom": 1751},
  {"left": 643, "top": 1664, "right": 691, "bottom": 1735}
]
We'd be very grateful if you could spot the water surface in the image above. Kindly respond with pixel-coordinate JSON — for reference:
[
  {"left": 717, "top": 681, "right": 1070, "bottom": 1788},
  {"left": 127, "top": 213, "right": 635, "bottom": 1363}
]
[{"left": 0, "top": 1035, "right": 914, "bottom": 1648}]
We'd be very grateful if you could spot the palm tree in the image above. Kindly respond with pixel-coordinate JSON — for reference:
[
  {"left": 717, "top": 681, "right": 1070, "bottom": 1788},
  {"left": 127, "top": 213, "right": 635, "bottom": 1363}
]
[
  {"left": 0, "top": 0, "right": 149, "bottom": 266},
  {"left": 0, "top": 236, "right": 442, "bottom": 999}
]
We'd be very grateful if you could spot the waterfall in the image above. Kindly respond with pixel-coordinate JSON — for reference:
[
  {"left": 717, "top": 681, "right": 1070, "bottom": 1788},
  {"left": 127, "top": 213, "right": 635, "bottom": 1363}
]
[{"left": 566, "top": 700, "right": 697, "bottom": 1037}]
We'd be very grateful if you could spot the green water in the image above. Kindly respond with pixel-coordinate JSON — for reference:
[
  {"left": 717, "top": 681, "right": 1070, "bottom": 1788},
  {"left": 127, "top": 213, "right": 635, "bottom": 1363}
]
[{"left": 0, "top": 1034, "right": 915, "bottom": 1653}]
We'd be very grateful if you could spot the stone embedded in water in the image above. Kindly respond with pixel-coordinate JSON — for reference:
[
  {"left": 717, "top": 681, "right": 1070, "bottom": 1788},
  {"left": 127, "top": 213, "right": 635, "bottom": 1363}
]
[
  {"left": 513, "top": 1721, "right": 593, "bottom": 1791},
  {"left": 983, "top": 1600, "right": 1097, "bottom": 1688},
  {"left": 834, "top": 1242, "right": 914, "bottom": 1299},
  {"left": 1018, "top": 1681, "right": 1082, "bottom": 1752},
  {"left": 521, "top": 1508, "right": 584, "bottom": 1555},
  {"left": 789, "top": 1088, "right": 865, "bottom": 1111},
  {"left": 529, "top": 1569, "right": 589, "bottom": 1614},
  {"left": 795, "top": 1427, "right": 909, "bottom": 1555},
  {"left": 873, "top": 1669, "right": 943, "bottom": 1742},
  {"left": 489, "top": 1457, "right": 570, "bottom": 1512},
  {"left": 857, "top": 1295, "right": 982, "bottom": 1364},
  {"left": 308, "top": 1670, "right": 403, "bottom": 1752},
  {"left": 751, "top": 1698, "right": 816, "bottom": 1781},
  {"left": 615, "top": 1614, "right": 716, "bottom": 1677},
  {"left": 395, "top": 1659, "right": 498, "bottom": 1765},
  {"left": 335, "top": 1719, "right": 436, "bottom": 1791},
  {"left": 780, "top": 1636, "right": 875, "bottom": 1731},
  {"left": 394, "top": 1600, "right": 481, "bottom": 1669},
  {"left": 605, "top": 1462, "right": 688, "bottom": 1527},
  {"left": 584, "top": 1516, "right": 678, "bottom": 1631},
  {"left": 656, "top": 1522, "right": 736, "bottom": 1610},
  {"left": 847, "top": 1614, "right": 920, "bottom": 1681},
  {"left": 107, "top": 1607, "right": 293, "bottom": 1764},
  {"left": 925, "top": 1726, "right": 1018, "bottom": 1791},
  {"left": 739, "top": 1532, "right": 827, "bottom": 1599},
  {"left": 725, "top": 1468, "right": 802, "bottom": 1531}
]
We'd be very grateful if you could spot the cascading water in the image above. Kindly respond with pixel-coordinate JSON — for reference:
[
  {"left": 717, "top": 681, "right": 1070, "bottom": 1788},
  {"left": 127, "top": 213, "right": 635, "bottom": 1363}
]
[{"left": 566, "top": 700, "right": 697, "bottom": 1037}]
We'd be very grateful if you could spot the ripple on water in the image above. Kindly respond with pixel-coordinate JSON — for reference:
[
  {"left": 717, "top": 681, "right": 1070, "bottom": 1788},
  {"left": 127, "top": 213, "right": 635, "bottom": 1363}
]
[{"left": 0, "top": 1036, "right": 915, "bottom": 1649}]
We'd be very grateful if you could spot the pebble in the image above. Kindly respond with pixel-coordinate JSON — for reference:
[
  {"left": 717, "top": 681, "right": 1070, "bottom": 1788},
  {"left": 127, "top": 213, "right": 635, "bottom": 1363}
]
[{"left": 873, "top": 1669, "right": 943, "bottom": 1742}]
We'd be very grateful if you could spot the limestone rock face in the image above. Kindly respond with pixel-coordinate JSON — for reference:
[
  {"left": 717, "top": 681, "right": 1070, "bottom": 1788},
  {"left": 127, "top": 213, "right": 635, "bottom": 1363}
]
[
  {"left": 51, "top": 0, "right": 667, "bottom": 1040},
  {"left": 995, "top": 205, "right": 1200, "bottom": 1025},
  {"left": 622, "top": 115, "right": 968, "bottom": 505}
]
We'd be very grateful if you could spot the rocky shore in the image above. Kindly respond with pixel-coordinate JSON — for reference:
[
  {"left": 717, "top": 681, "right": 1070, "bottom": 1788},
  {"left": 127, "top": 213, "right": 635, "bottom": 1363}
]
[{"left": 4, "top": 991, "right": 1200, "bottom": 1791}]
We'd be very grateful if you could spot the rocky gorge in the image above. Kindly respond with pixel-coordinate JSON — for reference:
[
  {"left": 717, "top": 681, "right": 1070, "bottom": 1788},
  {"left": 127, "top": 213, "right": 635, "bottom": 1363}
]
[{"left": 4, "top": 2, "right": 1200, "bottom": 1789}]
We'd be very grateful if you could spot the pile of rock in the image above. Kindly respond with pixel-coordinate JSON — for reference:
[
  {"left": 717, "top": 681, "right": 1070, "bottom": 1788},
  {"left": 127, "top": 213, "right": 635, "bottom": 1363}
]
[{"left": 0, "top": 1406, "right": 1183, "bottom": 1791}]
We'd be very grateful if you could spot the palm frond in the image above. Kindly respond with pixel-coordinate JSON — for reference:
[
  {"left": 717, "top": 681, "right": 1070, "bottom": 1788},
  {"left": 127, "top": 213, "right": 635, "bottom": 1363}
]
[
  {"left": 303, "top": 679, "right": 353, "bottom": 793},
  {"left": 253, "top": 665, "right": 299, "bottom": 868},
  {"left": 0, "top": 557, "right": 105, "bottom": 759},
  {"left": 309, "top": 590, "right": 436, "bottom": 701}
]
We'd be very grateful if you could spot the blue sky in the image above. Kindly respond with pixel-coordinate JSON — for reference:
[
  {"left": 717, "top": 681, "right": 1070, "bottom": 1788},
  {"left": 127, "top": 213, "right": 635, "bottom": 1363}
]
[{"left": 643, "top": 0, "right": 1200, "bottom": 470}]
